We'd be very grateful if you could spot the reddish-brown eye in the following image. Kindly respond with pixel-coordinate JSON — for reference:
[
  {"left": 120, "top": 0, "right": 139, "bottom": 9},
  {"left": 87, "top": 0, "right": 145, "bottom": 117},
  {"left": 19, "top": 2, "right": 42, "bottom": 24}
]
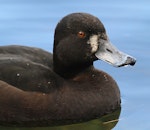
[{"left": 78, "top": 31, "right": 86, "bottom": 38}]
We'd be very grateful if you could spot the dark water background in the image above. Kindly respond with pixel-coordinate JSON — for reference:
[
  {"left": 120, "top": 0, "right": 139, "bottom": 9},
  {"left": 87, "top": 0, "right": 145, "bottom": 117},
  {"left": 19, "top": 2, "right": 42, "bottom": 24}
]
[{"left": 0, "top": 0, "right": 150, "bottom": 130}]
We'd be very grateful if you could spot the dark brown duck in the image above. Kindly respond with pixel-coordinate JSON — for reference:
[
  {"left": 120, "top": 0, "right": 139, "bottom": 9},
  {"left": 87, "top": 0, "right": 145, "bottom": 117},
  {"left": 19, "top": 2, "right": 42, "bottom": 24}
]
[{"left": 0, "top": 13, "right": 136, "bottom": 126}]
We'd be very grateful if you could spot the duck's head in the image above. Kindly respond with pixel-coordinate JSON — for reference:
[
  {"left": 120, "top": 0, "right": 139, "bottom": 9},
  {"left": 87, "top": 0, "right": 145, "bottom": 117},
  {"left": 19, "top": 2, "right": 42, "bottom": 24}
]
[{"left": 53, "top": 13, "right": 136, "bottom": 76}]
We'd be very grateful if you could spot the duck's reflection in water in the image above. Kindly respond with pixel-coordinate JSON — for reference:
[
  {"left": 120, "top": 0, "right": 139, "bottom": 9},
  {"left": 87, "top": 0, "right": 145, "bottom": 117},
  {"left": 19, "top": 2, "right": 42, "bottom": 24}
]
[{"left": 0, "top": 107, "right": 121, "bottom": 130}]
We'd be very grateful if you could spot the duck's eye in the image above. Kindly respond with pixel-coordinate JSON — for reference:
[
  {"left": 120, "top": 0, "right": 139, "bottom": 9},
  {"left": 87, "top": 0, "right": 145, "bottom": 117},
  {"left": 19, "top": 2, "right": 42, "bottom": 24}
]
[{"left": 78, "top": 31, "right": 86, "bottom": 38}]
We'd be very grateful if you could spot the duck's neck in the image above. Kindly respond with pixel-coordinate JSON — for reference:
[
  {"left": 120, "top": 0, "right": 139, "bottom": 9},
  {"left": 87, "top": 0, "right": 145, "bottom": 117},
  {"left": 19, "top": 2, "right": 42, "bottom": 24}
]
[{"left": 53, "top": 58, "right": 93, "bottom": 78}]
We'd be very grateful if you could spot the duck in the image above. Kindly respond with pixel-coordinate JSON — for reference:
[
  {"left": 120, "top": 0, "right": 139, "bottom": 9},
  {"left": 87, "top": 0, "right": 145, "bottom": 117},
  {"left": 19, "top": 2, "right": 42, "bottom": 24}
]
[{"left": 0, "top": 12, "right": 136, "bottom": 127}]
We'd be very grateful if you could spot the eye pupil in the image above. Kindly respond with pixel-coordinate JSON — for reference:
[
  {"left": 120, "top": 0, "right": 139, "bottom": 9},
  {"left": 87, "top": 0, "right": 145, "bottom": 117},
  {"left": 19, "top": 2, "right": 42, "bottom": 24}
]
[{"left": 78, "top": 31, "right": 85, "bottom": 38}]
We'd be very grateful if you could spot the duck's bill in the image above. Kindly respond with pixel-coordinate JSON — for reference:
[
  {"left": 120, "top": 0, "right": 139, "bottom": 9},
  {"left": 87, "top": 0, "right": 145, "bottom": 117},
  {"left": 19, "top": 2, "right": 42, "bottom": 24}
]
[{"left": 95, "top": 39, "right": 136, "bottom": 67}]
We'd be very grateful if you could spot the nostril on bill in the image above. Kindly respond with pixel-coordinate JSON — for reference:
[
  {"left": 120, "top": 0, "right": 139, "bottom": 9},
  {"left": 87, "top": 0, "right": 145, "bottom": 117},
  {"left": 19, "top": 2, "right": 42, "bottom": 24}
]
[{"left": 106, "top": 48, "right": 113, "bottom": 53}]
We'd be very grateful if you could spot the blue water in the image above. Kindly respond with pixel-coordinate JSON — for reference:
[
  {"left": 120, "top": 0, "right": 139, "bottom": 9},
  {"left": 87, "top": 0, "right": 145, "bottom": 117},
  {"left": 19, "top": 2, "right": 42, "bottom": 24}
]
[{"left": 0, "top": 0, "right": 150, "bottom": 130}]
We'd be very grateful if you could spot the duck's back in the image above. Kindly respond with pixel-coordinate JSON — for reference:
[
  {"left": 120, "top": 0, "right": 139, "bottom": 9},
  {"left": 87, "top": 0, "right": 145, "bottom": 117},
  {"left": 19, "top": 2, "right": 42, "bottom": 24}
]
[
  {"left": 0, "top": 45, "right": 53, "bottom": 66},
  {"left": 0, "top": 45, "right": 58, "bottom": 93}
]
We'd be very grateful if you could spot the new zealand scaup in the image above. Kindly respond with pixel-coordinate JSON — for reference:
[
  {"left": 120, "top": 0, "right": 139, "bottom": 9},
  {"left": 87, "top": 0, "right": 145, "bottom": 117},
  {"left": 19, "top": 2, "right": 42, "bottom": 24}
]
[{"left": 0, "top": 13, "right": 136, "bottom": 126}]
